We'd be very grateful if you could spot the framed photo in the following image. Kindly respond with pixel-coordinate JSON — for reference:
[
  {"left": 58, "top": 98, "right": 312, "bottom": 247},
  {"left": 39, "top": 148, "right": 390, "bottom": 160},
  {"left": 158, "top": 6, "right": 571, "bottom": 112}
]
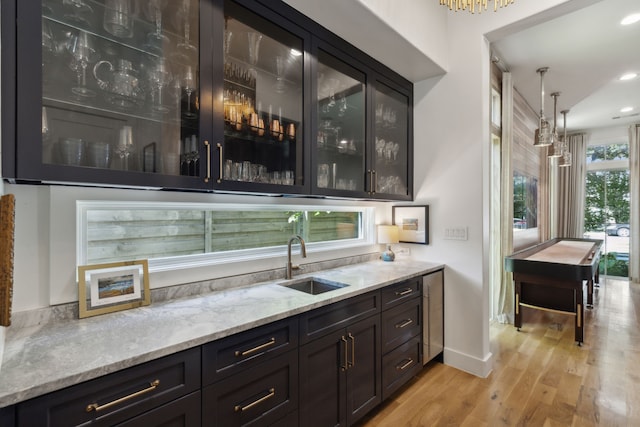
[
  {"left": 393, "top": 205, "right": 429, "bottom": 244},
  {"left": 78, "top": 260, "right": 150, "bottom": 318}
]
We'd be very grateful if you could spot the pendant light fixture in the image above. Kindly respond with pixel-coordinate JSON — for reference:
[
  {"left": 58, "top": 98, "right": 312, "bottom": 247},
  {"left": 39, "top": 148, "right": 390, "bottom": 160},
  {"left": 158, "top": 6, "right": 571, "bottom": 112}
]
[
  {"left": 439, "top": 0, "right": 515, "bottom": 14},
  {"left": 534, "top": 67, "right": 553, "bottom": 147},
  {"left": 558, "top": 109, "right": 571, "bottom": 167},
  {"left": 548, "top": 92, "right": 562, "bottom": 157}
]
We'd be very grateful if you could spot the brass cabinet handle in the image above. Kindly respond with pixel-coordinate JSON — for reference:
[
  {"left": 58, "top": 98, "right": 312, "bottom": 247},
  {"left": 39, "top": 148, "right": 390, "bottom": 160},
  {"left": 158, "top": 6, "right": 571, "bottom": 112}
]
[
  {"left": 234, "top": 388, "right": 275, "bottom": 412},
  {"left": 348, "top": 333, "right": 355, "bottom": 367},
  {"left": 395, "top": 288, "right": 413, "bottom": 296},
  {"left": 396, "top": 358, "right": 414, "bottom": 371},
  {"left": 340, "top": 336, "right": 348, "bottom": 371},
  {"left": 372, "top": 170, "right": 377, "bottom": 194},
  {"left": 85, "top": 379, "right": 160, "bottom": 413},
  {"left": 235, "top": 337, "right": 276, "bottom": 357},
  {"left": 204, "top": 140, "right": 211, "bottom": 183},
  {"left": 216, "top": 142, "right": 223, "bottom": 183},
  {"left": 395, "top": 319, "right": 413, "bottom": 329}
]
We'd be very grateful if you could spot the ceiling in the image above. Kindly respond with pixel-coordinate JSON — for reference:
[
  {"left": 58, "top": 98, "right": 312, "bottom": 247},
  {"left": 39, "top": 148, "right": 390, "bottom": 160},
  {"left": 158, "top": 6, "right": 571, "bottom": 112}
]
[{"left": 490, "top": 0, "right": 640, "bottom": 132}]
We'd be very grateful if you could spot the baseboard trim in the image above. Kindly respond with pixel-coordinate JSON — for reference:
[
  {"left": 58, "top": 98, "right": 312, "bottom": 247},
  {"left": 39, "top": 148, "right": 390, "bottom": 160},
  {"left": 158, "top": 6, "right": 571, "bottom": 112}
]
[{"left": 443, "top": 347, "right": 493, "bottom": 378}]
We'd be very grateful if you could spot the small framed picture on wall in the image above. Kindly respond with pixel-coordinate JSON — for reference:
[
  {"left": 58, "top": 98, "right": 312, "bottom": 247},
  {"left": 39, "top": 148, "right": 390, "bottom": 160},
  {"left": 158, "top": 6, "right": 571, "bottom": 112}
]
[{"left": 392, "top": 205, "right": 429, "bottom": 244}]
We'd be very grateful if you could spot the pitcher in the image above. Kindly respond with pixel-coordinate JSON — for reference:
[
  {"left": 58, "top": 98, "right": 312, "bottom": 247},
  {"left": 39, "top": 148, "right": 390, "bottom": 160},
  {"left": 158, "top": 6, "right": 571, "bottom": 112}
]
[{"left": 93, "top": 58, "right": 144, "bottom": 109}]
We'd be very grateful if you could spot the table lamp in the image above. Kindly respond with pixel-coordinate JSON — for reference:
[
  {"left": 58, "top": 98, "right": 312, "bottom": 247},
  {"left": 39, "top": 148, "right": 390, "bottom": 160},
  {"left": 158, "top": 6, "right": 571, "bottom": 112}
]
[{"left": 378, "top": 225, "right": 399, "bottom": 262}]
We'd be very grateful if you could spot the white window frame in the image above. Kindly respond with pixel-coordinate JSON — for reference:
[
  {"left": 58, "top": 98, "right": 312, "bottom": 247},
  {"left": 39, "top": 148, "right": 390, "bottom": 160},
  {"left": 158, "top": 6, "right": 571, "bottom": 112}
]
[{"left": 77, "top": 201, "right": 376, "bottom": 273}]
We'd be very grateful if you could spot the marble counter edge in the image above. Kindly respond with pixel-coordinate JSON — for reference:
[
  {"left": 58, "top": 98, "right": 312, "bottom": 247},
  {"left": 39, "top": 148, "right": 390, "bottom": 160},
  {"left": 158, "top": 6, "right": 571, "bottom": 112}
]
[{"left": 0, "top": 259, "right": 444, "bottom": 407}]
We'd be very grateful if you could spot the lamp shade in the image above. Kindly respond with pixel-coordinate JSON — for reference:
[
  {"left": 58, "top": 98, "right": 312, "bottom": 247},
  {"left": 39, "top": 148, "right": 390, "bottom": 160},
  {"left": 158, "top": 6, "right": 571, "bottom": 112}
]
[{"left": 377, "top": 225, "right": 399, "bottom": 244}]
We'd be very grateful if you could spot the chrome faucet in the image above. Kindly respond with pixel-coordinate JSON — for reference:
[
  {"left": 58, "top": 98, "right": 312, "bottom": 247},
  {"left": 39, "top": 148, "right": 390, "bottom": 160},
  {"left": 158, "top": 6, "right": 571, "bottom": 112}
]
[{"left": 286, "top": 235, "right": 307, "bottom": 279}]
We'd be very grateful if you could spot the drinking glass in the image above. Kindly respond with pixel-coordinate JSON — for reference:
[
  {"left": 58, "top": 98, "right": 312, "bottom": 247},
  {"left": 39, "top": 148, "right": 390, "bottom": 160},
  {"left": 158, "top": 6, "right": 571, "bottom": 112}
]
[
  {"left": 144, "top": 0, "right": 169, "bottom": 55},
  {"left": 67, "top": 30, "right": 99, "bottom": 97},
  {"left": 86, "top": 141, "right": 111, "bottom": 168},
  {"left": 103, "top": 0, "right": 134, "bottom": 39},
  {"left": 148, "top": 58, "right": 172, "bottom": 113},
  {"left": 182, "top": 65, "right": 197, "bottom": 119},
  {"left": 171, "top": 0, "right": 197, "bottom": 63},
  {"left": 58, "top": 137, "right": 84, "bottom": 166},
  {"left": 247, "top": 32, "right": 262, "bottom": 77},
  {"left": 114, "top": 125, "right": 133, "bottom": 170}
]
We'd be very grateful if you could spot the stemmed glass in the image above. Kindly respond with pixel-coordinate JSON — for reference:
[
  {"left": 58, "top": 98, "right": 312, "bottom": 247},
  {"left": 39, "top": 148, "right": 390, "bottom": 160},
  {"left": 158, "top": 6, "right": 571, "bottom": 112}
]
[
  {"left": 247, "top": 32, "right": 262, "bottom": 78},
  {"left": 182, "top": 65, "right": 197, "bottom": 119},
  {"left": 144, "top": 0, "right": 169, "bottom": 55},
  {"left": 172, "top": 0, "right": 197, "bottom": 63},
  {"left": 67, "top": 30, "right": 99, "bottom": 97},
  {"left": 148, "top": 58, "right": 172, "bottom": 113}
]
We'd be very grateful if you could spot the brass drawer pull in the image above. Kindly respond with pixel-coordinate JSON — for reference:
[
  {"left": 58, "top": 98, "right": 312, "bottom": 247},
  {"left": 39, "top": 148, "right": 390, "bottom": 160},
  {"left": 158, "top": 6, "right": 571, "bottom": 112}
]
[
  {"left": 235, "top": 337, "right": 276, "bottom": 357},
  {"left": 341, "top": 336, "right": 348, "bottom": 371},
  {"left": 85, "top": 379, "right": 160, "bottom": 413},
  {"left": 204, "top": 140, "right": 211, "bottom": 183},
  {"left": 348, "top": 333, "right": 355, "bottom": 367},
  {"left": 395, "top": 288, "right": 413, "bottom": 296},
  {"left": 395, "top": 319, "right": 413, "bottom": 329},
  {"left": 234, "top": 388, "right": 275, "bottom": 412},
  {"left": 396, "top": 358, "right": 414, "bottom": 371}
]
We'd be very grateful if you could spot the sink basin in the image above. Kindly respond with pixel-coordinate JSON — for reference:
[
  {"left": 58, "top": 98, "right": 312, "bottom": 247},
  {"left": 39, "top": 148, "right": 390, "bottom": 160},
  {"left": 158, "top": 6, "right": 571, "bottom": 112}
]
[{"left": 280, "top": 277, "right": 349, "bottom": 295}]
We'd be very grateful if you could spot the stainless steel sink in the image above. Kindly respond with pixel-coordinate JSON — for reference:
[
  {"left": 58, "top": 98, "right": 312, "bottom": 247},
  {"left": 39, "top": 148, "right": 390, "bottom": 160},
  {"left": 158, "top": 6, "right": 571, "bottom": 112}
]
[{"left": 279, "top": 277, "right": 349, "bottom": 295}]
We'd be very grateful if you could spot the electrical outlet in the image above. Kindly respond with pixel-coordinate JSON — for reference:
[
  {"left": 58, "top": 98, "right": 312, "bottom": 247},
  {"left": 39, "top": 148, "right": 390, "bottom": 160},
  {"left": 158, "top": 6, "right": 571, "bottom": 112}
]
[
  {"left": 395, "top": 246, "right": 411, "bottom": 255},
  {"left": 444, "top": 226, "right": 468, "bottom": 240}
]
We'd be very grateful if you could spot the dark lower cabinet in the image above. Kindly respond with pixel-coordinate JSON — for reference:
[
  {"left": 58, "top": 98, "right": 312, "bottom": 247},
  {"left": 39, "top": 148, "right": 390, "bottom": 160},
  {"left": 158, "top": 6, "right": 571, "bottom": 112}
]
[
  {"left": 115, "top": 391, "right": 201, "bottom": 427},
  {"left": 0, "top": 405, "right": 15, "bottom": 426},
  {"left": 202, "top": 350, "right": 298, "bottom": 426},
  {"left": 298, "top": 314, "right": 381, "bottom": 427}
]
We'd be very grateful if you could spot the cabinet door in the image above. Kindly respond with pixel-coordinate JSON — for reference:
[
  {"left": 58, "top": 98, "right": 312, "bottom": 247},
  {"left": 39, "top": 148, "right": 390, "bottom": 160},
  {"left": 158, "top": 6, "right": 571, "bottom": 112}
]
[
  {"left": 12, "top": 0, "right": 214, "bottom": 189},
  {"left": 216, "top": 0, "right": 310, "bottom": 194},
  {"left": 369, "top": 75, "right": 413, "bottom": 200},
  {"left": 424, "top": 270, "right": 444, "bottom": 362},
  {"left": 345, "top": 315, "right": 381, "bottom": 426},
  {"left": 312, "top": 40, "right": 367, "bottom": 197},
  {"left": 298, "top": 329, "right": 347, "bottom": 427}
]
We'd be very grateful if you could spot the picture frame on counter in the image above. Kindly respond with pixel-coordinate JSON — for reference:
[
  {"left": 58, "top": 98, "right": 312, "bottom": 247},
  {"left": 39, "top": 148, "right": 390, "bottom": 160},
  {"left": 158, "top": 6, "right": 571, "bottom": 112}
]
[
  {"left": 78, "top": 259, "right": 150, "bottom": 318},
  {"left": 392, "top": 205, "right": 429, "bottom": 244}
]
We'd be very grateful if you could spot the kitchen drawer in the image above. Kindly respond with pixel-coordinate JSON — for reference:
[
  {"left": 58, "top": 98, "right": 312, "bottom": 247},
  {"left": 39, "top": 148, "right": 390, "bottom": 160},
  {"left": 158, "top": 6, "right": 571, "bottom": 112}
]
[
  {"left": 202, "top": 317, "right": 298, "bottom": 385},
  {"left": 115, "top": 391, "right": 201, "bottom": 427},
  {"left": 380, "top": 277, "right": 421, "bottom": 309},
  {"left": 298, "top": 290, "right": 380, "bottom": 344},
  {"left": 202, "top": 350, "right": 298, "bottom": 427},
  {"left": 17, "top": 347, "right": 200, "bottom": 427},
  {"left": 381, "top": 297, "right": 422, "bottom": 354},
  {"left": 381, "top": 336, "right": 421, "bottom": 400}
]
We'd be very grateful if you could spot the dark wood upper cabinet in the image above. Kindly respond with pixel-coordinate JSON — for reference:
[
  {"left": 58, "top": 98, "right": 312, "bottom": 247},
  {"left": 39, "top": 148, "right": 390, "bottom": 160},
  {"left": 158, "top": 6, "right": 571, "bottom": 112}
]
[{"left": 1, "top": 0, "right": 413, "bottom": 200}]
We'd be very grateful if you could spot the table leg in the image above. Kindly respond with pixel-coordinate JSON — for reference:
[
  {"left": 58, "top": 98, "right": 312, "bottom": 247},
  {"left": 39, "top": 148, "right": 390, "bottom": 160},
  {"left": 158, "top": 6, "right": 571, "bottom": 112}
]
[
  {"left": 575, "top": 288, "right": 584, "bottom": 345},
  {"left": 595, "top": 266, "right": 600, "bottom": 288},
  {"left": 514, "top": 281, "right": 522, "bottom": 331},
  {"left": 587, "top": 279, "right": 593, "bottom": 308}
]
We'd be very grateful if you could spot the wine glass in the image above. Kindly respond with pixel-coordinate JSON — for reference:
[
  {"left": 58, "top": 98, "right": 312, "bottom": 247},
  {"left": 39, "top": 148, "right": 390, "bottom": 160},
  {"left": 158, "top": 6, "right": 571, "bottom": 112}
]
[
  {"left": 148, "top": 57, "right": 172, "bottom": 113},
  {"left": 144, "top": 0, "right": 169, "bottom": 55},
  {"left": 171, "top": 0, "right": 198, "bottom": 63},
  {"left": 182, "top": 65, "right": 197, "bottom": 119},
  {"left": 67, "top": 30, "right": 99, "bottom": 97},
  {"left": 247, "top": 32, "right": 262, "bottom": 78}
]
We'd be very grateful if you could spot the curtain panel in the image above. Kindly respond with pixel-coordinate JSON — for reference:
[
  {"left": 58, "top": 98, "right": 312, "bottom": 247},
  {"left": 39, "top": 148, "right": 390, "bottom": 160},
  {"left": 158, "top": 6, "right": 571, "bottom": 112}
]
[
  {"left": 557, "top": 133, "right": 588, "bottom": 238},
  {"left": 629, "top": 124, "right": 640, "bottom": 283}
]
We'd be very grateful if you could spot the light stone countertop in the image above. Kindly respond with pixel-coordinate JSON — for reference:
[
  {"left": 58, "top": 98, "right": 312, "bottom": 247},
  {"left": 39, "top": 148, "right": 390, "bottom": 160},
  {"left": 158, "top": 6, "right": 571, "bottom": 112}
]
[{"left": 0, "top": 259, "right": 443, "bottom": 408}]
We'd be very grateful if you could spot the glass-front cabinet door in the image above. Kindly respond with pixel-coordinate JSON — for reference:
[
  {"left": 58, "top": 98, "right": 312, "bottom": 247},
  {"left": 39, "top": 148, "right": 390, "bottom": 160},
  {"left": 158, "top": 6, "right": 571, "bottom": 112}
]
[
  {"left": 370, "top": 77, "right": 412, "bottom": 199},
  {"left": 23, "top": 0, "right": 211, "bottom": 188},
  {"left": 313, "top": 44, "right": 366, "bottom": 196},
  {"left": 217, "top": 0, "right": 307, "bottom": 193}
]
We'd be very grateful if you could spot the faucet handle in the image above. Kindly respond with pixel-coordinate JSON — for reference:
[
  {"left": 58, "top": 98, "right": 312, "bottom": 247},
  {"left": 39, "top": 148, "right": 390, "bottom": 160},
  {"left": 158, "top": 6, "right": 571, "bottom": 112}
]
[{"left": 292, "top": 264, "right": 304, "bottom": 272}]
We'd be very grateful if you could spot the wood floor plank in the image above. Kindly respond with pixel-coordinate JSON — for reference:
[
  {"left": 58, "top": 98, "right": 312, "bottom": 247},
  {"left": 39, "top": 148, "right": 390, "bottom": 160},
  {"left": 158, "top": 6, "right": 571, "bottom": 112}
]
[{"left": 355, "top": 277, "right": 640, "bottom": 426}]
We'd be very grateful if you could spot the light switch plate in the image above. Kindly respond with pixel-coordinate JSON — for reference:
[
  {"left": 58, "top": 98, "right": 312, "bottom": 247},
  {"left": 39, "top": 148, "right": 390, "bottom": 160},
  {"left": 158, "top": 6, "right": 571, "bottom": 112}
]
[{"left": 444, "top": 226, "right": 468, "bottom": 240}]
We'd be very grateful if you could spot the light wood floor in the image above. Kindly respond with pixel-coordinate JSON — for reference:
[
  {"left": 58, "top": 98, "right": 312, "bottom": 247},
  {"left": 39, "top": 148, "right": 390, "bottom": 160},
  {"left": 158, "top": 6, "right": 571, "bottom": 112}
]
[{"left": 356, "top": 277, "right": 640, "bottom": 426}]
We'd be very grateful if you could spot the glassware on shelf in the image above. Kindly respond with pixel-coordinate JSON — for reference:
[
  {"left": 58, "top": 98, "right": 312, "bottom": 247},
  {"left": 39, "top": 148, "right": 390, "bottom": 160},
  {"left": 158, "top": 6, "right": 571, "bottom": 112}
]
[
  {"left": 247, "top": 32, "right": 262, "bottom": 77},
  {"left": 93, "top": 58, "right": 144, "bottom": 109},
  {"left": 143, "top": 0, "right": 169, "bottom": 55},
  {"left": 103, "top": 0, "right": 134, "bottom": 39},
  {"left": 147, "top": 57, "right": 172, "bottom": 113},
  {"left": 42, "top": 107, "right": 50, "bottom": 141},
  {"left": 274, "top": 55, "right": 286, "bottom": 94},
  {"left": 114, "top": 125, "right": 134, "bottom": 171},
  {"left": 42, "top": 18, "right": 56, "bottom": 68},
  {"left": 171, "top": 0, "right": 197, "bottom": 63},
  {"left": 62, "top": 0, "right": 94, "bottom": 26},
  {"left": 181, "top": 65, "right": 197, "bottom": 119},
  {"left": 67, "top": 30, "right": 99, "bottom": 98}
]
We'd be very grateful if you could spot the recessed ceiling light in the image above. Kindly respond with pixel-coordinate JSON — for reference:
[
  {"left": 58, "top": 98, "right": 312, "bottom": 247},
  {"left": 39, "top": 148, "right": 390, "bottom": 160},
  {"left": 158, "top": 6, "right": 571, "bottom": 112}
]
[
  {"left": 620, "top": 106, "right": 634, "bottom": 113},
  {"left": 621, "top": 13, "right": 640, "bottom": 26},
  {"left": 620, "top": 72, "right": 638, "bottom": 81}
]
